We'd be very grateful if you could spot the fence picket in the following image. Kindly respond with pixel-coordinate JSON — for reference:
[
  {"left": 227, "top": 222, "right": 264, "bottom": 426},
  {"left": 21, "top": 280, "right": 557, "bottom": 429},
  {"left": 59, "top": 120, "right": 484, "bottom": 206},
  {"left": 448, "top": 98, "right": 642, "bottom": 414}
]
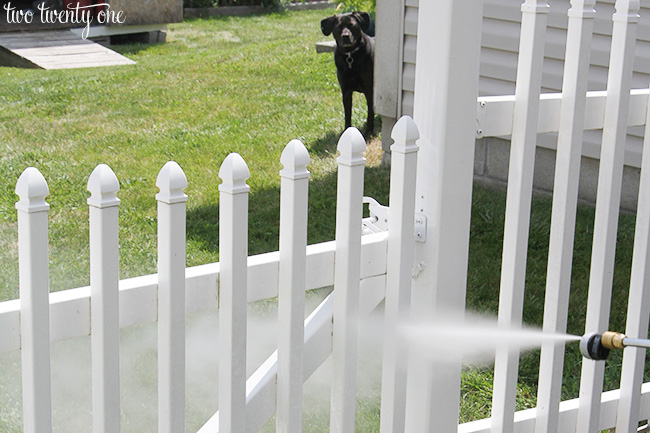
[
  {"left": 15, "top": 167, "right": 53, "bottom": 433},
  {"left": 491, "top": 2, "right": 549, "bottom": 432},
  {"left": 156, "top": 161, "right": 188, "bottom": 433},
  {"left": 576, "top": 2, "right": 640, "bottom": 432},
  {"left": 218, "top": 153, "right": 250, "bottom": 433},
  {"left": 534, "top": 2, "right": 596, "bottom": 432},
  {"left": 379, "top": 115, "right": 419, "bottom": 433},
  {"left": 614, "top": 98, "right": 650, "bottom": 433},
  {"left": 330, "top": 127, "right": 367, "bottom": 433},
  {"left": 276, "top": 140, "right": 310, "bottom": 433},
  {"left": 87, "top": 164, "right": 121, "bottom": 433}
]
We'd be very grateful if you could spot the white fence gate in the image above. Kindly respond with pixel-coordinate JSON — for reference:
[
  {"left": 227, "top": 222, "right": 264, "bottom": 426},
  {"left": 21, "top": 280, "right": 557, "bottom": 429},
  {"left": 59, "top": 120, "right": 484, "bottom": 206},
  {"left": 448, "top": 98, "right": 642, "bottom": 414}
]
[
  {"left": 0, "top": 117, "right": 420, "bottom": 433},
  {"left": 4, "top": 0, "right": 650, "bottom": 432}
]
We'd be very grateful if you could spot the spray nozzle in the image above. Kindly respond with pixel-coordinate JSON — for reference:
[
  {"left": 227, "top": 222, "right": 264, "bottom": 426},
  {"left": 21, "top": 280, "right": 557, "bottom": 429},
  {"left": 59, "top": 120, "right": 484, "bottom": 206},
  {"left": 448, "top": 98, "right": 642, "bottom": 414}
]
[{"left": 580, "top": 331, "right": 629, "bottom": 360}]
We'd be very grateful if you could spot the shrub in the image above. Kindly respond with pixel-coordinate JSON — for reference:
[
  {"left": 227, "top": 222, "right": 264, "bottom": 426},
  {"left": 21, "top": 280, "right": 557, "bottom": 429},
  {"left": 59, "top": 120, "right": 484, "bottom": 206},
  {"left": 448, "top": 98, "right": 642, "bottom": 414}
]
[
  {"left": 183, "top": 0, "right": 217, "bottom": 7},
  {"left": 336, "top": 0, "right": 375, "bottom": 13},
  {"left": 183, "top": 0, "right": 284, "bottom": 8}
]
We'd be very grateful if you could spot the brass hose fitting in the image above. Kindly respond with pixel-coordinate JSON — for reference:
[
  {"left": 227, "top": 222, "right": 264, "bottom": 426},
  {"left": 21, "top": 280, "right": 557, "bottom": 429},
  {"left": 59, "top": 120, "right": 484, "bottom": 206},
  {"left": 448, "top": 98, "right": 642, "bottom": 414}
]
[
  {"left": 601, "top": 331, "right": 626, "bottom": 350},
  {"left": 581, "top": 331, "right": 650, "bottom": 360}
]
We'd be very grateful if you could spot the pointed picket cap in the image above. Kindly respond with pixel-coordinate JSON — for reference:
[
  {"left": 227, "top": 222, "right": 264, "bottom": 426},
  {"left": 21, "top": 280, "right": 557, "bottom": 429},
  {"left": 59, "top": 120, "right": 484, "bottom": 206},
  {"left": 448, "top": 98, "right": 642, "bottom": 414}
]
[
  {"left": 521, "top": 0, "right": 550, "bottom": 14},
  {"left": 156, "top": 161, "right": 188, "bottom": 204},
  {"left": 337, "top": 127, "right": 366, "bottom": 167},
  {"left": 567, "top": 0, "right": 596, "bottom": 18},
  {"left": 391, "top": 115, "right": 420, "bottom": 154},
  {"left": 280, "top": 139, "right": 311, "bottom": 180},
  {"left": 219, "top": 153, "right": 250, "bottom": 194},
  {"left": 15, "top": 167, "right": 50, "bottom": 213},
  {"left": 613, "top": 0, "right": 640, "bottom": 22},
  {"left": 87, "top": 164, "right": 120, "bottom": 209}
]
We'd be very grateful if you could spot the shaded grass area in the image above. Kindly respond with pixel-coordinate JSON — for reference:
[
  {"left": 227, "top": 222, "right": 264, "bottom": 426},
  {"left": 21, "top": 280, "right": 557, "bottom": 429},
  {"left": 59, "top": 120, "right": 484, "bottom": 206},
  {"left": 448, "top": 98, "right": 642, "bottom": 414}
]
[{"left": 0, "top": 7, "right": 643, "bottom": 432}]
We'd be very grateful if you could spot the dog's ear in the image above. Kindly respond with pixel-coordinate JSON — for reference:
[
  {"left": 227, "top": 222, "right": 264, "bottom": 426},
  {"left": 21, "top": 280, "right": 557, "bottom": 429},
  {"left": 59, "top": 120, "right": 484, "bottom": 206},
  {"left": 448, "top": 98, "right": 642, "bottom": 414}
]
[
  {"left": 352, "top": 12, "right": 371, "bottom": 32},
  {"left": 321, "top": 16, "right": 336, "bottom": 36}
]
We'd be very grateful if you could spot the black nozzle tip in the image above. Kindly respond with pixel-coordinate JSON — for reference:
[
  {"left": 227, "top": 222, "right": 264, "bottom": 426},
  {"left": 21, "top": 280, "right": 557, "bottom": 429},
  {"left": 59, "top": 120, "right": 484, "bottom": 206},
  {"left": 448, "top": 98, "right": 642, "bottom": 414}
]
[{"left": 580, "top": 332, "right": 610, "bottom": 361}]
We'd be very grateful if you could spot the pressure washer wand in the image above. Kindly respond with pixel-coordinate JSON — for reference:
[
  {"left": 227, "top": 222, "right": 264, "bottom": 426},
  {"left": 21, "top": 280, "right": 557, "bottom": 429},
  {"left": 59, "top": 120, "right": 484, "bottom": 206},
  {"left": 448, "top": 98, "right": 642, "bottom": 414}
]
[
  {"left": 621, "top": 337, "right": 650, "bottom": 349},
  {"left": 580, "top": 331, "right": 650, "bottom": 360}
]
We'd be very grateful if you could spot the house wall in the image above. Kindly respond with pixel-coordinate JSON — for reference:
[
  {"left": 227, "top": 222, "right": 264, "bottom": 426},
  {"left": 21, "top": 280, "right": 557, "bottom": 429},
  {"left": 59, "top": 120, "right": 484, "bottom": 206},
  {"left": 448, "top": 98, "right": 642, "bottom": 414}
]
[
  {"left": 479, "top": 0, "right": 650, "bottom": 210},
  {"left": 377, "top": 0, "right": 650, "bottom": 210},
  {"left": 374, "top": 0, "right": 417, "bottom": 153}
]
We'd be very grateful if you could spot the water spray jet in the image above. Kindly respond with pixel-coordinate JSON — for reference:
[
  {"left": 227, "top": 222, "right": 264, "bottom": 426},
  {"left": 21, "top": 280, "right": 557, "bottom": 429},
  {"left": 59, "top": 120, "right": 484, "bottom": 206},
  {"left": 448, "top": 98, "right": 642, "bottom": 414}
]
[{"left": 580, "top": 331, "right": 650, "bottom": 361}]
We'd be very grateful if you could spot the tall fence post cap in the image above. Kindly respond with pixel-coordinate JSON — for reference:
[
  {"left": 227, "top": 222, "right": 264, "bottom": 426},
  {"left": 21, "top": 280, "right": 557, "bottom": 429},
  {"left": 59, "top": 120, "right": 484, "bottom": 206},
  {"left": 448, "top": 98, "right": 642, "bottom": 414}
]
[
  {"left": 15, "top": 167, "right": 50, "bottom": 213},
  {"left": 337, "top": 127, "right": 366, "bottom": 166},
  {"left": 567, "top": 0, "right": 596, "bottom": 18},
  {"left": 87, "top": 164, "right": 121, "bottom": 208},
  {"left": 520, "top": 0, "right": 550, "bottom": 14},
  {"left": 280, "top": 139, "right": 310, "bottom": 180},
  {"left": 156, "top": 161, "right": 189, "bottom": 204},
  {"left": 391, "top": 115, "right": 420, "bottom": 153},
  {"left": 219, "top": 153, "right": 250, "bottom": 194},
  {"left": 613, "top": 0, "right": 640, "bottom": 21}
]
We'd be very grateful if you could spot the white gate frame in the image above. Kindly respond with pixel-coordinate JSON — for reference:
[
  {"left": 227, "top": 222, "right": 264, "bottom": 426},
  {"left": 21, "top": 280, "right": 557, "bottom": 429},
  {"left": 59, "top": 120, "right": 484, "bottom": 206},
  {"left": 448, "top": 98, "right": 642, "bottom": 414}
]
[{"left": 401, "top": 1, "right": 484, "bottom": 432}]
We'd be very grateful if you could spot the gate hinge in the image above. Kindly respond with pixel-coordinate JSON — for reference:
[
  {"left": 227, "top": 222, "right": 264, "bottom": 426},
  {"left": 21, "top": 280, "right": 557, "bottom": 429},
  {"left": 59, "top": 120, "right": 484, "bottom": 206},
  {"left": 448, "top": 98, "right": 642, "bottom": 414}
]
[{"left": 415, "top": 213, "right": 427, "bottom": 242}]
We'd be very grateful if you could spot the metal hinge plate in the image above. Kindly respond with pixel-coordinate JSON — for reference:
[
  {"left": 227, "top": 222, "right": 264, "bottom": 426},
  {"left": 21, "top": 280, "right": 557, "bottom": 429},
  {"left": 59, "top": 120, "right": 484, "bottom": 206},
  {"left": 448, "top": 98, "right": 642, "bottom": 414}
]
[{"left": 415, "top": 213, "right": 427, "bottom": 242}]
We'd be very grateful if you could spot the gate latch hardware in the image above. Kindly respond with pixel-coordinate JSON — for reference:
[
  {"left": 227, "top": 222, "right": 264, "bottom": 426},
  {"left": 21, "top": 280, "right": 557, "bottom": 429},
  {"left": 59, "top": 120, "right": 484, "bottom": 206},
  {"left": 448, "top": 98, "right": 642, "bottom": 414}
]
[{"left": 362, "top": 197, "right": 389, "bottom": 234}]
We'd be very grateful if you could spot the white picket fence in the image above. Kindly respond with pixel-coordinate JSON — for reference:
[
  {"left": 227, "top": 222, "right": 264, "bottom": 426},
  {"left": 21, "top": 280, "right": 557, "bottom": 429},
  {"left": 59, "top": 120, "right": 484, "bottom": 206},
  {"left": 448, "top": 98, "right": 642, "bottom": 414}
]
[
  {"left": 0, "top": 117, "right": 420, "bottom": 433},
  {"left": 5, "top": 0, "right": 650, "bottom": 432},
  {"left": 464, "top": 0, "right": 650, "bottom": 433}
]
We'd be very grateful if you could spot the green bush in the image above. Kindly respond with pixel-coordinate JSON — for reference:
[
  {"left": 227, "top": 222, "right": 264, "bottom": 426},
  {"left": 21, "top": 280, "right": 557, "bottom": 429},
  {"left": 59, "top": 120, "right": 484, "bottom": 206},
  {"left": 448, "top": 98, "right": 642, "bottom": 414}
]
[
  {"left": 336, "top": 0, "right": 375, "bottom": 13},
  {"left": 183, "top": 0, "right": 284, "bottom": 8},
  {"left": 183, "top": 0, "right": 217, "bottom": 7}
]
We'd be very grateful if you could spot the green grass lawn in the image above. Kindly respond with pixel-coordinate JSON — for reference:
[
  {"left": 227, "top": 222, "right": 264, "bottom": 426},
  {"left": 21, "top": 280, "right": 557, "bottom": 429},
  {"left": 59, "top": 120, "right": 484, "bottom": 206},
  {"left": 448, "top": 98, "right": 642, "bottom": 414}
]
[
  {"left": 0, "top": 9, "right": 387, "bottom": 300},
  {"left": 0, "top": 8, "right": 643, "bottom": 432}
]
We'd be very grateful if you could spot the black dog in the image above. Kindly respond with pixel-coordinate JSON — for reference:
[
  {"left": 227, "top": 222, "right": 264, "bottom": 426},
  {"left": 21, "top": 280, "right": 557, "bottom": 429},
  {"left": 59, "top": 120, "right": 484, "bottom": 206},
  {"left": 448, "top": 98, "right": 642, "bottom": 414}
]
[{"left": 321, "top": 12, "right": 375, "bottom": 136}]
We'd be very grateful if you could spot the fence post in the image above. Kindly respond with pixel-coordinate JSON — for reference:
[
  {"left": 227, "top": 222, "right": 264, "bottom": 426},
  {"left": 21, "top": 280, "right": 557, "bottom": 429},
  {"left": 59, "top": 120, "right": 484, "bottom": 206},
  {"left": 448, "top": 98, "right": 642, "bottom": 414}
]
[
  {"left": 156, "top": 161, "right": 188, "bottom": 433},
  {"left": 87, "top": 164, "right": 121, "bottom": 433},
  {"left": 276, "top": 140, "right": 310, "bottom": 433},
  {"left": 379, "top": 115, "right": 419, "bottom": 433},
  {"left": 404, "top": 0, "right": 483, "bottom": 431},
  {"left": 576, "top": 1, "right": 640, "bottom": 432},
  {"left": 330, "top": 127, "right": 366, "bottom": 433},
  {"left": 535, "top": 2, "right": 596, "bottom": 433},
  {"left": 15, "top": 167, "right": 53, "bottom": 433},
  {"left": 219, "top": 153, "right": 250, "bottom": 433}
]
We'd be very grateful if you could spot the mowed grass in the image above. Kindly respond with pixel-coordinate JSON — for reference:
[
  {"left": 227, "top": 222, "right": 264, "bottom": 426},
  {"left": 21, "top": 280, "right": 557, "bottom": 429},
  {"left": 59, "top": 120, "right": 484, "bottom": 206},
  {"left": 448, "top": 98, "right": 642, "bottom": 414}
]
[
  {"left": 464, "top": 186, "right": 643, "bottom": 419},
  {"left": 0, "top": 8, "right": 644, "bottom": 431},
  {"left": 0, "top": 9, "right": 386, "bottom": 300}
]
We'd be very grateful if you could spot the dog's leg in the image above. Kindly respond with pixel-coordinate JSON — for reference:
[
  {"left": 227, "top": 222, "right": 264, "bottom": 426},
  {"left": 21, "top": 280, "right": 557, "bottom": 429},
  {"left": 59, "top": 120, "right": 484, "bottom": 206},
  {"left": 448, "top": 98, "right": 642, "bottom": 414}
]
[
  {"left": 342, "top": 89, "right": 353, "bottom": 129},
  {"left": 364, "top": 89, "right": 374, "bottom": 136}
]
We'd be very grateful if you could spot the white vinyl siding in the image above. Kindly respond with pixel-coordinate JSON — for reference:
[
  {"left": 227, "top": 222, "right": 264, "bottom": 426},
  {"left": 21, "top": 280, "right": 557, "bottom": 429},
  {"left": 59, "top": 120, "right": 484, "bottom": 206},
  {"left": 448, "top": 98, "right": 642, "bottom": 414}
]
[
  {"left": 401, "top": 2, "right": 418, "bottom": 116},
  {"left": 481, "top": 0, "right": 650, "bottom": 97},
  {"left": 397, "top": 0, "right": 650, "bottom": 167}
]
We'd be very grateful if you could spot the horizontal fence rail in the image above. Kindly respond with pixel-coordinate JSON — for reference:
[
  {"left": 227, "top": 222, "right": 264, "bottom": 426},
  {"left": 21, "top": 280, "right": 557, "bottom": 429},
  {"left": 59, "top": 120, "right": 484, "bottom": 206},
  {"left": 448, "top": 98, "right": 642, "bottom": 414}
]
[
  {"left": 475, "top": 89, "right": 650, "bottom": 138},
  {"left": 0, "top": 231, "right": 389, "bottom": 355}
]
